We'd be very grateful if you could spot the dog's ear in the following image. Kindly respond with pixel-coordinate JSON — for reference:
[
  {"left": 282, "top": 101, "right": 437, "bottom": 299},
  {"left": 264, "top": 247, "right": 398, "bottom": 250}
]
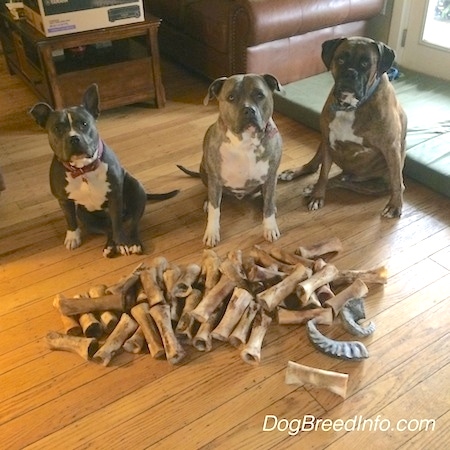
[
  {"left": 82, "top": 84, "right": 100, "bottom": 119},
  {"left": 321, "top": 38, "right": 346, "bottom": 69},
  {"left": 203, "top": 77, "right": 227, "bottom": 105},
  {"left": 262, "top": 74, "right": 282, "bottom": 92},
  {"left": 29, "top": 103, "right": 54, "bottom": 129},
  {"left": 376, "top": 42, "right": 396, "bottom": 76}
]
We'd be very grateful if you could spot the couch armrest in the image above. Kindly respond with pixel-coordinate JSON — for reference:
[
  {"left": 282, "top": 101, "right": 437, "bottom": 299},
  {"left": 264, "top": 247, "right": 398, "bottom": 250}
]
[{"left": 233, "top": 0, "right": 385, "bottom": 46}]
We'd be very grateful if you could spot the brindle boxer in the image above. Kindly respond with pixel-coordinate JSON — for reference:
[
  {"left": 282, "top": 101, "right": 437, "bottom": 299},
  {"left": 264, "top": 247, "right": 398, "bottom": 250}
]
[{"left": 280, "top": 36, "right": 407, "bottom": 218}]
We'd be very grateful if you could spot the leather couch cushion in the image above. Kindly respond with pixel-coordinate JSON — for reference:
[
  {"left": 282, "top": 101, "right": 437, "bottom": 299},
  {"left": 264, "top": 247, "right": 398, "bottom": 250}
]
[
  {"left": 237, "top": 0, "right": 384, "bottom": 46},
  {"left": 184, "top": 1, "right": 232, "bottom": 54}
]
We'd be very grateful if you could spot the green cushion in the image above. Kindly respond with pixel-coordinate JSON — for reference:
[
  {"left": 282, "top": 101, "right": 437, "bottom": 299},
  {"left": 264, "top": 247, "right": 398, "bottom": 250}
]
[{"left": 274, "top": 69, "right": 450, "bottom": 198}]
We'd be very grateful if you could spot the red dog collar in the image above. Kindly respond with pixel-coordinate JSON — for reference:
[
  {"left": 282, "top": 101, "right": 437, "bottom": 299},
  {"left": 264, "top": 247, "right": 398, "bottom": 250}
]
[{"left": 63, "top": 139, "right": 104, "bottom": 178}]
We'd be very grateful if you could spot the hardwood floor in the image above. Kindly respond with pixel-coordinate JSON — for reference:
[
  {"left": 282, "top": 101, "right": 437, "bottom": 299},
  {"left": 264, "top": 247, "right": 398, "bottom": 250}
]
[{"left": 0, "top": 51, "right": 449, "bottom": 450}]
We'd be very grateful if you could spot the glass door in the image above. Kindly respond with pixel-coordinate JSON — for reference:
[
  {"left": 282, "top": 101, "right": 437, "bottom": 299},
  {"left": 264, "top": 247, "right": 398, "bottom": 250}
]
[{"left": 391, "top": 0, "right": 450, "bottom": 80}]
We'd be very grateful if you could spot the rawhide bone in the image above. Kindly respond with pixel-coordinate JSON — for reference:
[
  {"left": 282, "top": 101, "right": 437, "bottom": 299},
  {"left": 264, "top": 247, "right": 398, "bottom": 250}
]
[
  {"left": 229, "top": 300, "right": 260, "bottom": 348},
  {"left": 295, "top": 236, "right": 343, "bottom": 260},
  {"left": 256, "top": 264, "right": 309, "bottom": 311},
  {"left": 89, "top": 284, "right": 118, "bottom": 334},
  {"left": 201, "top": 249, "right": 222, "bottom": 295},
  {"left": 190, "top": 275, "right": 237, "bottom": 323},
  {"left": 46, "top": 331, "right": 98, "bottom": 360},
  {"left": 211, "top": 287, "right": 253, "bottom": 341},
  {"left": 285, "top": 361, "right": 349, "bottom": 399},
  {"left": 93, "top": 313, "right": 138, "bottom": 366},
  {"left": 240, "top": 309, "right": 272, "bottom": 365},
  {"left": 176, "top": 288, "right": 202, "bottom": 340},
  {"left": 54, "top": 264, "right": 143, "bottom": 316},
  {"left": 150, "top": 303, "right": 186, "bottom": 364},
  {"left": 131, "top": 302, "right": 165, "bottom": 358}
]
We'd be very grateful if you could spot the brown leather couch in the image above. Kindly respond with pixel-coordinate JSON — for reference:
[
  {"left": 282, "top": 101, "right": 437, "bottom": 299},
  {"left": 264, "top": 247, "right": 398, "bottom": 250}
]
[{"left": 145, "top": 0, "right": 385, "bottom": 84}]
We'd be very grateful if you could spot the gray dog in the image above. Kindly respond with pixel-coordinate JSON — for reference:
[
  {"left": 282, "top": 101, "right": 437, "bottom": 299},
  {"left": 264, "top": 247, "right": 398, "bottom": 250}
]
[
  {"left": 30, "top": 84, "right": 178, "bottom": 257},
  {"left": 178, "top": 73, "right": 283, "bottom": 246},
  {"left": 280, "top": 37, "right": 407, "bottom": 218}
]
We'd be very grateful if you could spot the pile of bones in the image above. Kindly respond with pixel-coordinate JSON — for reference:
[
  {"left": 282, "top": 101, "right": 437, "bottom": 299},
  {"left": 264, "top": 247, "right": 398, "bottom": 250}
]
[{"left": 48, "top": 236, "right": 386, "bottom": 378}]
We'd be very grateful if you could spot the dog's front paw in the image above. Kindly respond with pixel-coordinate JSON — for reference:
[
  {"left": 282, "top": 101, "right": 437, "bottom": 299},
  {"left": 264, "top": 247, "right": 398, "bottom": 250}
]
[
  {"left": 117, "top": 244, "right": 143, "bottom": 256},
  {"left": 64, "top": 228, "right": 82, "bottom": 250},
  {"left": 307, "top": 197, "right": 325, "bottom": 211},
  {"left": 203, "top": 229, "right": 220, "bottom": 247},
  {"left": 278, "top": 170, "right": 296, "bottom": 182},
  {"left": 103, "top": 244, "right": 117, "bottom": 258},
  {"left": 263, "top": 215, "right": 280, "bottom": 242},
  {"left": 381, "top": 203, "right": 402, "bottom": 218}
]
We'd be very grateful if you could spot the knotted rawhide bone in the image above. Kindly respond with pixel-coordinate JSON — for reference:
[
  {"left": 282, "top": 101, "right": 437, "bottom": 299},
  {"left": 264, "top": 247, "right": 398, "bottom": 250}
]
[
  {"left": 211, "top": 287, "right": 253, "bottom": 341},
  {"left": 46, "top": 331, "right": 99, "bottom": 361},
  {"left": 295, "top": 236, "right": 343, "bottom": 260},
  {"left": 240, "top": 309, "right": 272, "bottom": 365},
  {"left": 131, "top": 302, "right": 165, "bottom": 358},
  {"left": 256, "top": 264, "right": 309, "bottom": 312},
  {"left": 285, "top": 361, "right": 349, "bottom": 399},
  {"left": 93, "top": 313, "right": 138, "bottom": 366}
]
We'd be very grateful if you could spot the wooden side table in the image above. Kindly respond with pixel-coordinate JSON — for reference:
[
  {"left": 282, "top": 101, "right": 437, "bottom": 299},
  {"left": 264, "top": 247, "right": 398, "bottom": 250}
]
[{"left": 0, "top": 13, "right": 165, "bottom": 109}]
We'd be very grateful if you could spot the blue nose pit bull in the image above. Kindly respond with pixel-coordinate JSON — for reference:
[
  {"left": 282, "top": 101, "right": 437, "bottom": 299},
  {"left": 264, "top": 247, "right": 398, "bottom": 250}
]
[
  {"left": 178, "top": 74, "right": 283, "bottom": 247},
  {"left": 30, "top": 84, "right": 178, "bottom": 257}
]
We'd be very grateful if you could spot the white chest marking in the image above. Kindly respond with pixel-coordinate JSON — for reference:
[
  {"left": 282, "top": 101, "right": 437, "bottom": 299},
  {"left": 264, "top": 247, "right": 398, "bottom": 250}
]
[
  {"left": 219, "top": 129, "right": 269, "bottom": 193},
  {"left": 329, "top": 111, "right": 372, "bottom": 157},
  {"left": 329, "top": 111, "right": 363, "bottom": 147},
  {"left": 65, "top": 162, "right": 111, "bottom": 211}
]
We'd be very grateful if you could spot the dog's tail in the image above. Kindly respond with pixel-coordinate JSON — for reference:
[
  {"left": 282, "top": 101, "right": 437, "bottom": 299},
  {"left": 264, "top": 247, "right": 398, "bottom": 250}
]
[
  {"left": 146, "top": 189, "right": 179, "bottom": 201},
  {"left": 177, "top": 164, "right": 201, "bottom": 178}
]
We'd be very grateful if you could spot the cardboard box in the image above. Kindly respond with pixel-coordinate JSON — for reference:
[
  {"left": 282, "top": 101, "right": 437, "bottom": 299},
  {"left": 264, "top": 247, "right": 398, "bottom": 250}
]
[{"left": 23, "top": 0, "right": 144, "bottom": 37}]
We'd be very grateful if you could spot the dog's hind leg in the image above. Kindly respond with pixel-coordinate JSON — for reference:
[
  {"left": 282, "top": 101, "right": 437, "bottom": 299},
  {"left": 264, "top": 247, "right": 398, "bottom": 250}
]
[
  {"left": 119, "top": 175, "right": 147, "bottom": 255},
  {"left": 76, "top": 207, "right": 117, "bottom": 257}
]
